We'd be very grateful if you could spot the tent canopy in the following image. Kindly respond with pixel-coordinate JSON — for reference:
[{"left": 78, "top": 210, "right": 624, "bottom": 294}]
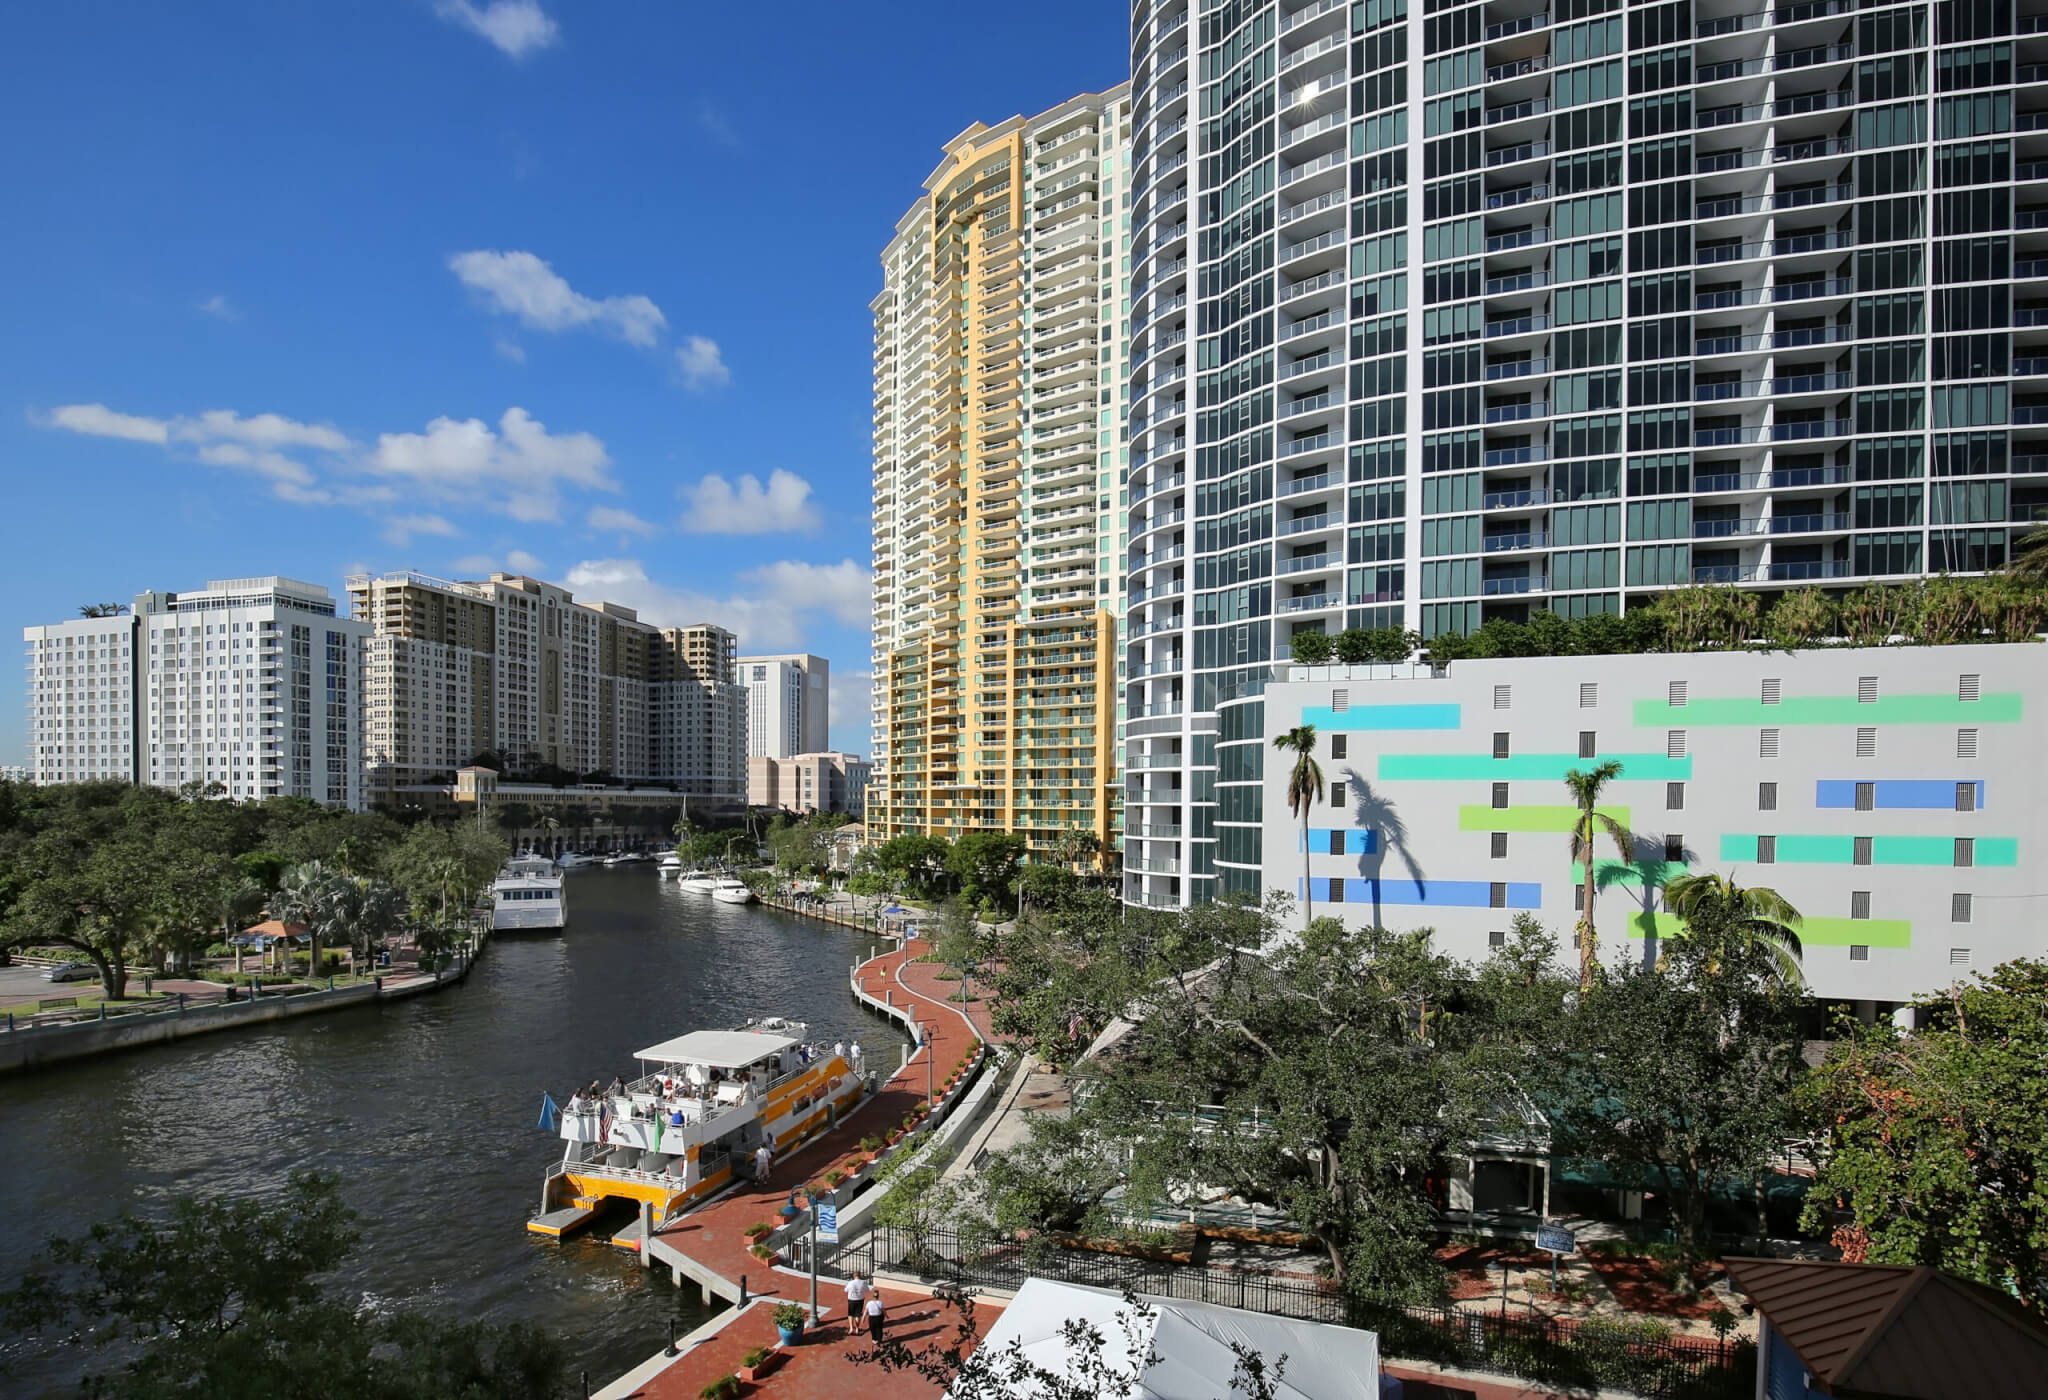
[
  {"left": 961, "top": 1279, "right": 1380, "bottom": 1400},
  {"left": 632, "top": 1029, "right": 799, "bottom": 1068}
]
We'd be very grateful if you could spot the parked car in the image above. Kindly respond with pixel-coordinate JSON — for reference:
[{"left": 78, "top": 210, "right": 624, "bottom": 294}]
[{"left": 41, "top": 961, "right": 93, "bottom": 983}]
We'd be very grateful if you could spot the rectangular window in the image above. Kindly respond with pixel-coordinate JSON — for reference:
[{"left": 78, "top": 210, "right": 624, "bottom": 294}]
[
  {"left": 1667, "top": 679, "right": 1687, "bottom": 706},
  {"left": 1490, "top": 882, "right": 1508, "bottom": 909},
  {"left": 1855, "top": 782, "right": 1876, "bottom": 811},
  {"left": 1329, "top": 781, "right": 1347, "bottom": 807},
  {"left": 1493, "top": 684, "right": 1511, "bottom": 709},
  {"left": 1329, "top": 878, "right": 1346, "bottom": 904},
  {"left": 1851, "top": 891, "right": 1872, "bottom": 920},
  {"left": 1580, "top": 682, "right": 1598, "bottom": 707},
  {"left": 1958, "top": 728, "right": 1979, "bottom": 759},
  {"left": 1956, "top": 837, "right": 1975, "bottom": 868},
  {"left": 1664, "top": 833, "right": 1684, "bottom": 862},
  {"left": 1493, "top": 732, "right": 1511, "bottom": 759},
  {"left": 1574, "top": 884, "right": 1586, "bottom": 911},
  {"left": 1489, "top": 929, "right": 1506, "bottom": 948},
  {"left": 1492, "top": 781, "right": 1510, "bottom": 809},
  {"left": 1856, "top": 727, "right": 1877, "bottom": 758},
  {"left": 1759, "top": 781, "right": 1778, "bottom": 811},
  {"left": 1952, "top": 893, "right": 1973, "bottom": 924},
  {"left": 1330, "top": 734, "right": 1348, "bottom": 760},
  {"left": 1579, "top": 731, "right": 1597, "bottom": 759},
  {"left": 1761, "top": 678, "right": 1781, "bottom": 705},
  {"left": 1956, "top": 782, "right": 1977, "bottom": 812},
  {"left": 1491, "top": 831, "right": 1509, "bottom": 859},
  {"left": 1958, "top": 672, "right": 1981, "bottom": 702},
  {"left": 1757, "top": 835, "right": 1777, "bottom": 864},
  {"left": 1667, "top": 730, "right": 1687, "bottom": 759},
  {"left": 1666, "top": 781, "right": 1684, "bottom": 811},
  {"left": 1328, "top": 831, "right": 1347, "bottom": 856},
  {"left": 1760, "top": 729, "right": 1780, "bottom": 759},
  {"left": 1855, "top": 836, "right": 1874, "bottom": 865}
]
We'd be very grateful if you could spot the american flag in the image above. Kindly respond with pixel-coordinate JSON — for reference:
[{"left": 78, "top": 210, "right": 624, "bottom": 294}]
[{"left": 598, "top": 1097, "right": 613, "bottom": 1140}]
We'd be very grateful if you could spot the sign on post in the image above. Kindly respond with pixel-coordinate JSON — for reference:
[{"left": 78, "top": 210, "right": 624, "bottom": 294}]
[
  {"left": 1536, "top": 1224, "right": 1576, "bottom": 1255},
  {"left": 815, "top": 1201, "right": 839, "bottom": 1244}
]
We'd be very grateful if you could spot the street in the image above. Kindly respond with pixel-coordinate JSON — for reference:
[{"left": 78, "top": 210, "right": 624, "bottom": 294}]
[{"left": 0, "top": 962, "right": 67, "bottom": 1007}]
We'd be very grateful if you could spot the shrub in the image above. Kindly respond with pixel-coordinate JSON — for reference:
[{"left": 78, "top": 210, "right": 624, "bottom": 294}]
[
  {"left": 859, "top": 1134, "right": 882, "bottom": 1153},
  {"left": 823, "top": 1168, "right": 845, "bottom": 1186},
  {"left": 743, "top": 1220, "right": 774, "bottom": 1239},
  {"left": 1288, "top": 629, "right": 1334, "bottom": 663},
  {"left": 698, "top": 1376, "right": 738, "bottom": 1400},
  {"left": 740, "top": 1346, "right": 771, "bottom": 1369},
  {"left": 771, "top": 1302, "right": 809, "bottom": 1331},
  {"left": 749, "top": 1242, "right": 773, "bottom": 1260}
]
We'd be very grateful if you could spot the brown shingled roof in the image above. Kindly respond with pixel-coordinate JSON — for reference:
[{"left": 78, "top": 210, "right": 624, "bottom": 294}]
[{"left": 1724, "top": 1257, "right": 2048, "bottom": 1400}]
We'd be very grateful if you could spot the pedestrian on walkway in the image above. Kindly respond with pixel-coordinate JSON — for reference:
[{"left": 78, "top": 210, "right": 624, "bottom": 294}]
[
  {"left": 865, "top": 1290, "right": 886, "bottom": 1343},
  {"left": 753, "top": 1142, "right": 773, "bottom": 1183},
  {"left": 843, "top": 1270, "right": 870, "bottom": 1341}
]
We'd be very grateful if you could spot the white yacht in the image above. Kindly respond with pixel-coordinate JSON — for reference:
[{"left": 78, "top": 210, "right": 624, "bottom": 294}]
[
  {"left": 711, "top": 875, "right": 755, "bottom": 905},
  {"left": 605, "top": 851, "right": 653, "bottom": 867},
  {"left": 657, "top": 852, "right": 682, "bottom": 878},
  {"left": 530, "top": 1018, "right": 864, "bottom": 1239},
  {"left": 493, "top": 854, "right": 567, "bottom": 931},
  {"left": 677, "top": 870, "right": 716, "bottom": 893},
  {"left": 556, "top": 852, "right": 597, "bottom": 869}
]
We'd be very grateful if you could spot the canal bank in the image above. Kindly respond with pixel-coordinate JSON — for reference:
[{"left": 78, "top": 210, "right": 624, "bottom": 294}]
[{"left": 0, "top": 870, "right": 908, "bottom": 1396}]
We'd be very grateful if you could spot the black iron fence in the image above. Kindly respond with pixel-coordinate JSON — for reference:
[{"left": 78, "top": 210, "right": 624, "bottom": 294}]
[{"left": 832, "top": 1224, "right": 1754, "bottom": 1400}]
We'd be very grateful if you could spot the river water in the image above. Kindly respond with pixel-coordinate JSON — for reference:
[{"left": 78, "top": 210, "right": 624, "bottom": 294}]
[{"left": 0, "top": 870, "right": 904, "bottom": 1397}]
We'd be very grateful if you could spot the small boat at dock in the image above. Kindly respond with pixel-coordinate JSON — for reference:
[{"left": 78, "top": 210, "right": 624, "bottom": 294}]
[
  {"left": 711, "top": 876, "right": 755, "bottom": 905},
  {"left": 677, "top": 870, "right": 716, "bottom": 893}
]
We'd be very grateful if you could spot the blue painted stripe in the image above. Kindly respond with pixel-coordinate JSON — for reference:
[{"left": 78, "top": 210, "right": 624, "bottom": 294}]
[
  {"left": 1300, "top": 877, "right": 1540, "bottom": 909},
  {"left": 1299, "top": 828, "right": 1381, "bottom": 855},
  {"left": 1815, "top": 779, "right": 1983, "bottom": 810},
  {"left": 1299, "top": 703, "right": 1462, "bottom": 732}
]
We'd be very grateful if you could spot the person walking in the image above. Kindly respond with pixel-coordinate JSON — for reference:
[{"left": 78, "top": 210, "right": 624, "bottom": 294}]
[
  {"left": 752, "top": 1142, "right": 773, "bottom": 1184},
  {"left": 864, "top": 1289, "right": 886, "bottom": 1343},
  {"left": 843, "top": 1270, "right": 870, "bottom": 1342}
]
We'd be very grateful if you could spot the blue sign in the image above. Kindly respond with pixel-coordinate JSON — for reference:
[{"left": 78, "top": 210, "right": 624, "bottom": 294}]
[
  {"left": 1536, "top": 1225, "right": 1576, "bottom": 1255},
  {"left": 816, "top": 1201, "right": 839, "bottom": 1244}
]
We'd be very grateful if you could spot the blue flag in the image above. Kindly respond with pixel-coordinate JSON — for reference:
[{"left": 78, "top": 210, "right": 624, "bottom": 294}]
[{"left": 538, "top": 1092, "right": 561, "bottom": 1132}]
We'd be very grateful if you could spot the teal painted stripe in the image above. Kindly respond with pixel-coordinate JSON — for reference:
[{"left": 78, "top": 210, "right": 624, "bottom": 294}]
[
  {"left": 1634, "top": 692, "right": 2023, "bottom": 727},
  {"left": 1300, "top": 703, "right": 1462, "bottom": 732},
  {"left": 1380, "top": 752, "right": 1694, "bottom": 782},
  {"left": 1718, "top": 834, "right": 2019, "bottom": 867}
]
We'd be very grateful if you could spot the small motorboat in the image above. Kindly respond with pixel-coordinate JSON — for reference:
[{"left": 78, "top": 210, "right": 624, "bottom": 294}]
[
  {"left": 556, "top": 852, "right": 597, "bottom": 869},
  {"left": 657, "top": 852, "right": 683, "bottom": 878},
  {"left": 605, "top": 851, "right": 653, "bottom": 867},
  {"left": 678, "top": 870, "right": 716, "bottom": 893},
  {"left": 710, "top": 876, "right": 756, "bottom": 905}
]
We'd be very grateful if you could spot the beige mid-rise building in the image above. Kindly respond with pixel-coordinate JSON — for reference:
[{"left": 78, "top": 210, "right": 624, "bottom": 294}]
[
  {"left": 348, "top": 571, "right": 743, "bottom": 801},
  {"left": 748, "top": 751, "right": 871, "bottom": 817},
  {"left": 868, "top": 87, "right": 1131, "bottom": 859}
]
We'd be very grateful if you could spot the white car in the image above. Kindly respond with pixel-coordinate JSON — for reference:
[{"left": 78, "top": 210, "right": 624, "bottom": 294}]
[{"left": 41, "top": 961, "right": 93, "bottom": 983}]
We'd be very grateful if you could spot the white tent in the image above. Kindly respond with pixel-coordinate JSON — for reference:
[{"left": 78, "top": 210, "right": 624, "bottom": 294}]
[{"left": 959, "top": 1279, "right": 1383, "bottom": 1400}]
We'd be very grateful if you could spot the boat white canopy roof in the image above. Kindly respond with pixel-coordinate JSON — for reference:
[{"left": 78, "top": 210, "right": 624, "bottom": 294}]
[{"left": 633, "top": 1029, "right": 799, "bottom": 1068}]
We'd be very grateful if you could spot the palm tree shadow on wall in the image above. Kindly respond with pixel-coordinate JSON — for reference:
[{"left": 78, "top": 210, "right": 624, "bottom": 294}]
[
  {"left": 1345, "top": 772, "right": 1426, "bottom": 931},
  {"left": 1615, "top": 831, "right": 1690, "bottom": 971}
]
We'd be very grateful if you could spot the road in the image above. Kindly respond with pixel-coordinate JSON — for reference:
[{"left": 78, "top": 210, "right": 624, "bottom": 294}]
[{"left": 0, "top": 963, "right": 71, "bottom": 1007}]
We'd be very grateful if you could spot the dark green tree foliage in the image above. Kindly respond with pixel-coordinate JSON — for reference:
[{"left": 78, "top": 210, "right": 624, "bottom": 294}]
[
  {"left": 1547, "top": 938, "right": 1803, "bottom": 1268},
  {"left": 948, "top": 832, "right": 1027, "bottom": 915},
  {"left": 874, "top": 833, "right": 953, "bottom": 900},
  {"left": 0, "top": 1174, "right": 568, "bottom": 1399},
  {"left": 1800, "top": 960, "right": 2048, "bottom": 1312}
]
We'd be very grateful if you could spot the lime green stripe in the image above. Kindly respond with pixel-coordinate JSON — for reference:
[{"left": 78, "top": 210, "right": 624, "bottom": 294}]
[
  {"left": 1573, "top": 859, "right": 1683, "bottom": 888},
  {"left": 1628, "top": 912, "right": 1911, "bottom": 947},
  {"left": 1381, "top": 753, "right": 1693, "bottom": 781},
  {"left": 1633, "top": 693, "right": 2022, "bottom": 727},
  {"left": 1628, "top": 912, "right": 1685, "bottom": 938},
  {"left": 1459, "top": 805, "right": 1631, "bottom": 833},
  {"left": 1719, "top": 833, "right": 2019, "bottom": 866}
]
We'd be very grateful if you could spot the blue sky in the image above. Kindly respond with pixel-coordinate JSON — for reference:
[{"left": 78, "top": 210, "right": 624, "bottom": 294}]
[{"left": 0, "top": 0, "right": 1128, "bottom": 761}]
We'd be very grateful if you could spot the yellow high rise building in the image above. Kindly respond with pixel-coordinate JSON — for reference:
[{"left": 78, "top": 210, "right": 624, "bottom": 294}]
[{"left": 869, "top": 88, "right": 1130, "bottom": 857}]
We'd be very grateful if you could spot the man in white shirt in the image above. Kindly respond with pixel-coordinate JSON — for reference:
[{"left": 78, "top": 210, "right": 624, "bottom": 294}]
[
  {"left": 834, "top": 1040, "right": 847, "bottom": 1062},
  {"left": 843, "top": 1271, "right": 870, "bottom": 1340},
  {"left": 753, "top": 1143, "right": 773, "bottom": 1183}
]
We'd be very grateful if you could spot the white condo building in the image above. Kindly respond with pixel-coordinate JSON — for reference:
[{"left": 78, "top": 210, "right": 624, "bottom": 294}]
[
  {"left": 24, "top": 577, "right": 369, "bottom": 809},
  {"left": 738, "top": 653, "right": 830, "bottom": 761}
]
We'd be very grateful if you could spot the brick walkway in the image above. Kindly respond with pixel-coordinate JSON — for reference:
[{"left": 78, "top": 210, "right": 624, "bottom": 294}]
[{"left": 642, "top": 937, "right": 989, "bottom": 1304}]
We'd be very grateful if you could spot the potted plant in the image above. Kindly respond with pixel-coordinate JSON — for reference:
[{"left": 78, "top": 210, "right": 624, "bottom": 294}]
[
  {"left": 859, "top": 1134, "right": 882, "bottom": 1153},
  {"left": 749, "top": 1242, "right": 776, "bottom": 1261},
  {"left": 698, "top": 1377, "right": 738, "bottom": 1400},
  {"left": 772, "top": 1302, "right": 809, "bottom": 1345},
  {"left": 738, "top": 1346, "right": 782, "bottom": 1383},
  {"left": 743, "top": 1220, "right": 774, "bottom": 1240},
  {"left": 823, "top": 1167, "right": 846, "bottom": 1187}
]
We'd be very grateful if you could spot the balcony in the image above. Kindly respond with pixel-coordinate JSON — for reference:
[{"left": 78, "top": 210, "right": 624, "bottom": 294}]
[
  {"left": 1485, "top": 399, "right": 1549, "bottom": 423},
  {"left": 1281, "top": 552, "right": 1336, "bottom": 574},
  {"left": 1767, "top": 559, "right": 1851, "bottom": 581},
  {"left": 1485, "top": 313, "right": 1550, "bottom": 338},
  {"left": 1483, "top": 487, "right": 1548, "bottom": 509},
  {"left": 1481, "top": 576, "right": 1546, "bottom": 596},
  {"left": 1695, "top": 517, "right": 1768, "bottom": 538},
  {"left": 1486, "top": 357, "right": 1548, "bottom": 381},
  {"left": 1483, "top": 531, "right": 1548, "bottom": 552},
  {"left": 1771, "top": 418, "right": 1852, "bottom": 441},
  {"left": 1282, "top": 471, "right": 1337, "bottom": 497},
  {"left": 1283, "top": 590, "right": 1340, "bottom": 612},
  {"left": 1770, "top": 512, "right": 1851, "bottom": 534},
  {"left": 1282, "top": 511, "right": 1335, "bottom": 536},
  {"left": 1282, "top": 431, "right": 1339, "bottom": 459}
]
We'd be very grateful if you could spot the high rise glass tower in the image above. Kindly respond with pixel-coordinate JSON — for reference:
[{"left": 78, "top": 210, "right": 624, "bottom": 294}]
[{"left": 1125, "top": 0, "right": 2045, "bottom": 909}]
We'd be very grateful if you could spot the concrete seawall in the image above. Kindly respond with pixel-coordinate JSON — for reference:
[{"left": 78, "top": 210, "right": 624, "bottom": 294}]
[{"left": 0, "top": 946, "right": 483, "bottom": 1075}]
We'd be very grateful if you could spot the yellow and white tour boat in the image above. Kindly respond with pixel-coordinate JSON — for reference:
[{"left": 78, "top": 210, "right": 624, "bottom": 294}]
[{"left": 528, "top": 1017, "right": 866, "bottom": 1240}]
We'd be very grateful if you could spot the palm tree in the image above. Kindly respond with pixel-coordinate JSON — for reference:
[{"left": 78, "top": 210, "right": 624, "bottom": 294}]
[
  {"left": 272, "top": 862, "right": 334, "bottom": 979},
  {"left": 214, "top": 876, "right": 265, "bottom": 975},
  {"left": 2006, "top": 524, "right": 2048, "bottom": 580},
  {"left": 1564, "top": 760, "right": 1634, "bottom": 990},
  {"left": 1661, "top": 871, "right": 1805, "bottom": 986},
  {"left": 1053, "top": 828, "right": 1102, "bottom": 875},
  {"left": 1272, "top": 725, "right": 1324, "bottom": 924}
]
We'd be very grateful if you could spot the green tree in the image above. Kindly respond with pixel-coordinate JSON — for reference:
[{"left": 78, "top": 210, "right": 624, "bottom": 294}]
[
  {"left": 1271, "top": 725, "right": 1322, "bottom": 923},
  {"left": 875, "top": 834, "right": 952, "bottom": 900},
  {"left": 1014, "top": 863, "right": 1079, "bottom": 919},
  {"left": 0, "top": 1173, "right": 567, "bottom": 1399},
  {"left": 1661, "top": 871, "right": 1804, "bottom": 987},
  {"left": 1287, "top": 630, "right": 1333, "bottom": 663},
  {"left": 1563, "top": 760, "right": 1632, "bottom": 991},
  {"left": 948, "top": 832, "right": 1027, "bottom": 915},
  {"left": 1800, "top": 960, "right": 2048, "bottom": 1312},
  {"left": 1050, "top": 827, "right": 1102, "bottom": 874}
]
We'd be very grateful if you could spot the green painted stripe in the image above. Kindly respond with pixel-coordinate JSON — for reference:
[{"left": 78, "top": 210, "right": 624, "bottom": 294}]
[
  {"left": 1381, "top": 753, "right": 1694, "bottom": 781},
  {"left": 1627, "top": 912, "right": 1912, "bottom": 948},
  {"left": 1459, "top": 805, "right": 1631, "bottom": 833},
  {"left": 1719, "top": 833, "right": 2019, "bottom": 867},
  {"left": 1573, "top": 859, "right": 1683, "bottom": 888},
  {"left": 1633, "top": 692, "right": 2023, "bottom": 728}
]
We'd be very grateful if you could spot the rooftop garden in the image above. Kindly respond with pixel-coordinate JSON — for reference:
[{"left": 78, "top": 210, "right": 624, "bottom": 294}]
[{"left": 1287, "top": 576, "right": 2048, "bottom": 667}]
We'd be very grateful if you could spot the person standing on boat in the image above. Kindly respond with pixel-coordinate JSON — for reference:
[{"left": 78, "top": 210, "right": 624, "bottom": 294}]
[
  {"left": 849, "top": 1041, "right": 863, "bottom": 1071},
  {"left": 833, "top": 1039, "right": 846, "bottom": 1063}
]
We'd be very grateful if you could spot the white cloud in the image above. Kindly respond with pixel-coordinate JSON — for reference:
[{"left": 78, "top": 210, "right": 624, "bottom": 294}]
[
  {"left": 197, "top": 294, "right": 238, "bottom": 321},
  {"left": 448, "top": 250, "right": 665, "bottom": 348},
  {"left": 828, "top": 669, "right": 874, "bottom": 758},
  {"left": 450, "top": 548, "right": 546, "bottom": 577},
  {"left": 176, "top": 409, "right": 351, "bottom": 453},
  {"left": 678, "top": 468, "right": 818, "bottom": 534},
  {"left": 367, "top": 406, "right": 615, "bottom": 523},
  {"left": 495, "top": 339, "right": 526, "bottom": 363},
  {"left": 506, "top": 548, "right": 546, "bottom": 573},
  {"left": 43, "top": 402, "right": 169, "bottom": 444},
  {"left": 674, "top": 335, "right": 731, "bottom": 390},
  {"left": 382, "top": 513, "right": 460, "bottom": 546},
  {"left": 586, "top": 505, "right": 657, "bottom": 536},
  {"left": 436, "top": 0, "right": 558, "bottom": 58},
  {"left": 563, "top": 556, "right": 871, "bottom": 652},
  {"left": 698, "top": 105, "right": 740, "bottom": 148}
]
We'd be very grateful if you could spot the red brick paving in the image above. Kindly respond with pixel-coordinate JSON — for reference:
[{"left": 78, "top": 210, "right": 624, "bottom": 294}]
[{"left": 645, "top": 937, "right": 989, "bottom": 1305}]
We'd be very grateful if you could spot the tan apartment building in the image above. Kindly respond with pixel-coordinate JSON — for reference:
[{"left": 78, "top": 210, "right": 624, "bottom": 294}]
[
  {"left": 347, "top": 571, "right": 743, "bottom": 802},
  {"left": 868, "top": 87, "right": 1130, "bottom": 860},
  {"left": 747, "top": 750, "right": 870, "bottom": 817}
]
